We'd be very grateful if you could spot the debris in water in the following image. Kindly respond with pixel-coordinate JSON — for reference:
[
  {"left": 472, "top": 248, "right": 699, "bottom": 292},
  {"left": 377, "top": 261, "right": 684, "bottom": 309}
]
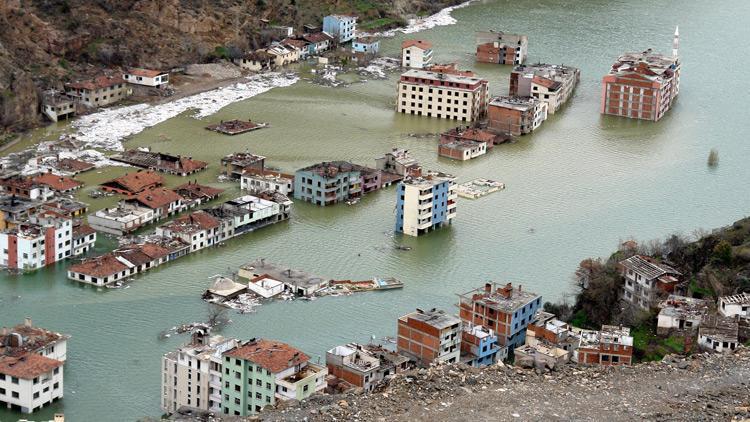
[{"left": 707, "top": 149, "right": 719, "bottom": 167}]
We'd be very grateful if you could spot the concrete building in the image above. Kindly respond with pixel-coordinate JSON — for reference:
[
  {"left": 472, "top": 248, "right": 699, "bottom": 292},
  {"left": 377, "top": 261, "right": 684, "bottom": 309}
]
[
  {"left": 173, "top": 182, "right": 224, "bottom": 206},
  {"left": 397, "top": 308, "right": 462, "bottom": 367},
  {"left": 395, "top": 171, "right": 456, "bottom": 237},
  {"left": 41, "top": 92, "right": 75, "bottom": 123},
  {"left": 438, "top": 139, "right": 487, "bottom": 161},
  {"left": 240, "top": 170, "right": 294, "bottom": 196},
  {"left": 65, "top": 75, "right": 132, "bottom": 108},
  {"left": 718, "top": 292, "right": 750, "bottom": 318},
  {"left": 322, "top": 15, "right": 357, "bottom": 44},
  {"left": 161, "top": 328, "right": 239, "bottom": 415},
  {"left": 87, "top": 203, "right": 155, "bottom": 236},
  {"left": 0, "top": 318, "right": 68, "bottom": 414},
  {"left": 0, "top": 176, "right": 54, "bottom": 201},
  {"left": 123, "top": 68, "right": 169, "bottom": 87},
  {"left": 460, "top": 325, "right": 505, "bottom": 367},
  {"left": 235, "top": 50, "right": 275, "bottom": 72},
  {"left": 510, "top": 64, "right": 579, "bottom": 114},
  {"left": 326, "top": 343, "right": 409, "bottom": 392},
  {"left": 221, "top": 152, "right": 266, "bottom": 180},
  {"left": 458, "top": 282, "right": 542, "bottom": 350},
  {"left": 238, "top": 259, "right": 329, "bottom": 297},
  {"left": 294, "top": 161, "right": 381, "bottom": 206},
  {"left": 525, "top": 311, "right": 579, "bottom": 356},
  {"left": 475, "top": 31, "right": 528, "bottom": 65},
  {"left": 396, "top": 69, "right": 489, "bottom": 123},
  {"left": 301, "top": 32, "right": 333, "bottom": 55},
  {"left": 266, "top": 44, "right": 299, "bottom": 67},
  {"left": 375, "top": 148, "right": 422, "bottom": 178},
  {"left": 601, "top": 28, "right": 680, "bottom": 121},
  {"left": 574, "top": 325, "right": 633, "bottom": 366},
  {"left": 401, "top": 40, "right": 433, "bottom": 69},
  {"left": 352, "top": 37, "right": 379, "bottom": 55},
  {"left": 439, "top": 127, "right": 504, "bottom": 149},
  {"left": 221, "top": 339, "right": 326, "bottom": 416},
  {"left": 619, "top": 255, "right": 682, "bottom": 310},
  {"left": 156, "top": 211, "right": 220, "bottom": 253},
  {"left": 657, "top": 295, "right": 710, "bottom": 335},
  {"left": 31, "top": 172, "right": 82, "bottom": 194},
  {"left": 124, "top": 188, "right": 185, "bottom": 221},
  {"left": 698, "top": 316, "right": 739, "bottom": 353},
  {"left": 67, "top": 241, "right": 180, "bottom": 286},
  {"left": 487, "top": 96, "right": 548, "bottom": 136},
  {"left": 71, "top": 224, "right": 96, "bottom": 256},
  {"left": 0, "top": 211, "right": 73, "bottom": 271},
  {"left": 111, "top": 150, "right": 208, "bottom": 177}
]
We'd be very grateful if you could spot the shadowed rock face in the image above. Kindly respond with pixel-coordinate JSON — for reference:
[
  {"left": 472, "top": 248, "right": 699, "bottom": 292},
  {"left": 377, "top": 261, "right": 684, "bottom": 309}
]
[{"left": 0, "top": 0, "right": 463, "bottom": 132}]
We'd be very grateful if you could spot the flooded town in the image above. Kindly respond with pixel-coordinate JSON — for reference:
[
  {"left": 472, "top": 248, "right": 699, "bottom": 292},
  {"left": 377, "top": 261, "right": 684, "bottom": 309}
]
[{"left": 0, "top": 0, "right": 749, "bottom": 421}]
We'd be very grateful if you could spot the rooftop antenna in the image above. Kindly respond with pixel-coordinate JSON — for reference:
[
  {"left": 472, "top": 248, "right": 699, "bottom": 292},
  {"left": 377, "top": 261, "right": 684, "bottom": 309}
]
[{"left": 672, "top": 26, "right": 680, "bottom": 58}]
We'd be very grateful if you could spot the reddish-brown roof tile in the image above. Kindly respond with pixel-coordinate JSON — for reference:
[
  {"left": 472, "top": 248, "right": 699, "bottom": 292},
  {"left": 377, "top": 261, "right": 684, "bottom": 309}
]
[
  {"left": 69, "top": 253, "right": 127, "bottom": 278},
  {"left": 56, "top": 158, "right": 95, "bottom": 173},
  {"left": 178, "top": 157, "right": 208, "bottom": 173},
  {"left": 101, "top": 170, "right": 164, "bottom": 194},
  {"left": 166, "top": 211, "right": 220, "bottom": 232},
  {"left": 33, "top": 172, "right": 83, "bottom": 192},
  {"left": 224, "top": 339, "right": 309, "bottom": 373},
  {"left": 138, "top": 243, "right": 171, "bottom": 260},
  {"left": 130, "top": 187, "right": 183, "bottom": 209},
  {"left": 303, "top": 32, "right": 333, "bottom": 44},
  {"left": 68, "top": 75, "right": 125, "bottom": 91},
  {"left": 402, "top": 39, "right": 432, "bottom": 50},
  {"left": 0, "top": 354, "right": 63, "bottom": 380},
  {"left": 72, "top": 224, "right": 96, "bottom": 239},
  {"left": 126, "top": 68, "right": 165, "bottom": 78},
  {"left": 174, "top": 182, "right": 224, "bottom": 200}
]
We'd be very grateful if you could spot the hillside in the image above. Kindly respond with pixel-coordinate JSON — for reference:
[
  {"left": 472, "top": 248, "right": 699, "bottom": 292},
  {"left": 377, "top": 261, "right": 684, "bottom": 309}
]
[{"left": 0, "top": 0, "right": 462, "bottom": 131}]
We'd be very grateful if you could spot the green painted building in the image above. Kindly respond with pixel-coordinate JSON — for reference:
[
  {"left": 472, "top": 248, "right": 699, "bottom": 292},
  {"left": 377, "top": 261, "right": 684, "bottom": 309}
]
[{"left": 221, "top": 339, "right": 327, "bottom": 416}]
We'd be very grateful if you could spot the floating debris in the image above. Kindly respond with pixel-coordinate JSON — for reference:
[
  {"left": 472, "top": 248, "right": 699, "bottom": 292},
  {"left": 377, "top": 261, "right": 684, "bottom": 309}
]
[
  {"left": 457, "top": 178, "right": 506, "bottom": 199},
  {"left": 707, "top": 149, "right": 719, "bottom": 167},
  {"left": 206, "top": 119, "right": 269, "bottom": 135}
]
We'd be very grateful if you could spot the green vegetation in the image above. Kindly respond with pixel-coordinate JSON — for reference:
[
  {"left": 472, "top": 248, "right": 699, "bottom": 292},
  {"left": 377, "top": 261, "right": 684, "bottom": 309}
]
[
  {"left": 360, "top": 17, "right": 401, "bottom": 30},
  {"left": 59, "top": 59, "right": 70, "bottom": 70},
  {"left": 85, "top": 38, "right": 104, "bottom": 57},
  {"left": 569, "top": 310, "right": 590, "bottom": 329},
  {"left": 630, "top": 318, "right": 687, "bottom": 362},
  {"left": 354, "top": 0, "right": 379, "bottom": 13},
  {"left": 689, "top": 278, "right": 714, "bottom": 298}
]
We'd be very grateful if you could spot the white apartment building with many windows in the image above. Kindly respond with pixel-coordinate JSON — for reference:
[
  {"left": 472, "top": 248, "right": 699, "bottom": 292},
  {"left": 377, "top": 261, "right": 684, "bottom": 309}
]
[{"left": 396, "top": 70, "right": 489, "bottom": 123}]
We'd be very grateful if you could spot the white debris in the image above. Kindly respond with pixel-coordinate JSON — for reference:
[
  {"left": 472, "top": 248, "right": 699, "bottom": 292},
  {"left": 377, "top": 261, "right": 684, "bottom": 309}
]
[{"left": 362, "top": 0, "right": 475, "bottom": 37}]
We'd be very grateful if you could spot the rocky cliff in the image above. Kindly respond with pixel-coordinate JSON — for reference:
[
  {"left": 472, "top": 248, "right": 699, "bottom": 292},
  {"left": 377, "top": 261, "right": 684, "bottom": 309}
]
[{"left": 0, "top": 0, "right": 462, "bottom": 132}]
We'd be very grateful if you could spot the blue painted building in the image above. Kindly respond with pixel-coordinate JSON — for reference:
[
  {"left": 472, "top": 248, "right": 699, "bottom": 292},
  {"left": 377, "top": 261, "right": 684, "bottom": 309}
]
[
  {"left": 460, "top": 325, "right": 507, "bottom": 367},
  {"left": 294, "top": 161, "right": 362, "bottom": 206},
  {"left": 323, "top": 15, "right": 357, "bottom": 44},
  {"left": 352, "top": 37, "right": 380, "bottom": 55},
  {"left": 395, "top": 171, "right": 456, "bottom": 237},
  {"left": 458, "top": 282, "right": 542, "bottom": 351}
]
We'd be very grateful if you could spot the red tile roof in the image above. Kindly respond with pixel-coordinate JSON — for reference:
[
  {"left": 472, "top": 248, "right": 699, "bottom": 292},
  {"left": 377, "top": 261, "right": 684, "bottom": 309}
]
[
  {"left": 56, "top": 158, "right": 95, "bottom": 173},
  {"left": 532, "top": 75, "right": 562, "bottom": 91},
  {"left": 178, "top": 157, "right": 208, "bottom": 173},
  {"left": 166, "top": 211, "right": 220, "bottom": 232},
  {"left": 224, "top": 339, "right": 309, "bottom": 373},
  {"left": 72, "top": 224, "right": 96, "bottom": 239},
  {"left": 101, "top": 170, "right": 164, "bottom": 194},
  {"left": 138, "top": 242, "right": 171, "bottom": 260},
  {"left": 304, "top": 32, "right": 333, "bottom": 44},
  {"left": 68, "top": 75, "right": 125, "bottom": 91},
  {"left": 33, "top": 172, "right": 83, "bottom": 192},
  {"left": 69, "top": 253, "right": 127, "bottom": 278},
  {"left": 126, "top": 68, "right": 166, "bottom": 78},
  {"left": 130, "top": 187, "right": 183, "bottom": 209},
  {"left": 402, "top": 39, "right": 432, "bottom": 50},
  {"left": 174, "top": 182, "right": 224, "bottom": 200},
  {"left": 0, "top": 354, "right": 63, "bottom": 380}
]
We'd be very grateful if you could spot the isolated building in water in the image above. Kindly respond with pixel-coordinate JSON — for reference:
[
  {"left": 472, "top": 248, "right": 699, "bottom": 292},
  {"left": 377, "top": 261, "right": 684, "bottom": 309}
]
[{"left": 395, "top": 171, "right": 456, "bottom": 237}]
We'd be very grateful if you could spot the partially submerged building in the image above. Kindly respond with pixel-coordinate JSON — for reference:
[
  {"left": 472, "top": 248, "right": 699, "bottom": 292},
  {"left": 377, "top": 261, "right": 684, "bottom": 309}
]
[
  {"left": 457, "top": 282, "right": 542, "bottom": 350},
  {"left": 100, "top": 170, "right": 164, "bottom": 197},
  {"left": 375, "top": 148, "right": 422, "bottom": 178},
  {"left": 221, "top": 152, "right": 266, "bottom": 180},
  {"left": 41, "top": 92, "right": 75, "bottom": 122},
  {"left": 0, "top": 318, "right": 69, "bottom": 414},
  {"left": 395, "top": 171, "right": 456, "bottom": 237},
  {"left": 294, "top": 161, "right": 381, "bottom": 206},
  {"left": 487, "top": 96, "right": 548, "bottom": 136},
  {"left": 509, "top": 64, "right": 579, "bottom": 114},
  {"left": 397, "top": 69, "right": 489, "bottom": 123},
  {"left": 173, "top": 182, "right": 224, "bottom": 206},
  {"left": 438, "top": 139, "right": 487, "bottom": 161},
  {"left": 31, "top": 171, "right": 83, "bottom": 194},
  {"left": 397, "top": 308, "right": 462, "bottom": 367},
  {"left": 238, "top": 259, "right": 329, "bottom": 296},
  {"left": 601, "top": 28, "right": 680, "bottom": 121},
  {"left": 112, "top": 150, "right": 207, "bottom": 176},
  {"left": 401, "top": 40, "right": 433, "bottom": 69},
  {"left": 475, "top": 31, "right": 528, "bottom": 65},
  {"left": 87, "top": 203, "right": 155, "bottom": 236},
  {"left": 240, "top": 169, "right": 294, "bottom": 196}
]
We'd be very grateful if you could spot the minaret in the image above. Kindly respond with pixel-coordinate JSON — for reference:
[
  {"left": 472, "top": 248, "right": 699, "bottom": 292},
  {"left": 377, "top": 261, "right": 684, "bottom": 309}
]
[{"left": 672, "top": 26, "right": 680, "bottom": 58}]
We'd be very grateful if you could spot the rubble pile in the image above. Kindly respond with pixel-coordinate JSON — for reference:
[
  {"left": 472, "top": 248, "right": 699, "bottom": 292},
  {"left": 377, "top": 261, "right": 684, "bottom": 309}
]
[{"left": 257, "top": 347, "right": 750, "bottom": 421}]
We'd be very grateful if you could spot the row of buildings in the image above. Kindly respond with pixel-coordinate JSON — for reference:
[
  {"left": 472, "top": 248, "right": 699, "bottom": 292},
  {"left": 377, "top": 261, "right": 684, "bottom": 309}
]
[{"left": 67, "top": 192, "right": 292, "bottom": 286}]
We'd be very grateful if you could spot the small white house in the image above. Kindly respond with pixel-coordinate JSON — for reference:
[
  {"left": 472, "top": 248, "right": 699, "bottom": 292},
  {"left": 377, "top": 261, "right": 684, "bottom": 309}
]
[
  {"left": 123, "top": 68, "right": 170, "bottom": 87},
  {"left": 656, "top": 295, "right": 709, "bottom": 335},
  {"left": 718, "top": 292, "right": 750, "bottom": 318},
  {"left": 246, "top": 274, "right": 285, "bottom": 298},
  {"left": 698, "top": 325, "right": 739, "bottom": 353}
]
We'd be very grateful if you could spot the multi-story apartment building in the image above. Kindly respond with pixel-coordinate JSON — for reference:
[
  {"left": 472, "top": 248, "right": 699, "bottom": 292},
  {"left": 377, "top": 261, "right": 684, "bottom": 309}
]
[
  {"left": 460, "top": 325, "right": 505, "bottom": 367},
  {"left": 618, "top": 255, "right": 682, "bottom": 310},
  {"left": 156, "top": 211, "right": 221, "bottom": 253},
  {"left": 326, "top": 343, "right": 409, "bottom": 392},
  {"left": 352, "top": 37, "right": 380, "bottom": 55},
  {"left": 0, "top": 318, "right": 68, "bottom": 414},
  {"left": 397, "top": 308, "right": 462, "bottom": 367},
  {"left": 294, "top": 161, "right": 382, "bottom": 206},
  {"left": 65, "top": 75, "right": 132, "bottom": 108},
  {"left": 221, "top": 339, "right": 326, "bottom": 416},
  {"left": 475, "top": 31, "right": 528, "bottom": 65},
  {"left": 509, "top": 64, "right": 580, "bottom": 114},
  {"left": 397, "top": 69, "right": 489, "bottom": 123},
  {"left": 240, "top": 169, "right": 294, "bottom": 196},
  {"left": 161, "top": 328, "right": 239, "bottom": 415},
  {"left": 322, "top": 15, "right": 357, "bottom": 44},
  {"left": 0, "top": 211, "right": 74, "bottom": 271},
  {"left": 487, "top": 96, "right": 548, "bottom": 136},
  {"left": 458, "top": 282, "right": 542, "bottom": 350},
  {"left": 395, "top": 171, "right": 456, "bottom": 237},
  {"left": 601, "top": 28, "right": 680, "bottom": 121},
  {"left": 401, "top": 40, "right": 433, "bottom": 69},
  {"left": 574, "top": 325, "right": 633, "bottom": 366}
]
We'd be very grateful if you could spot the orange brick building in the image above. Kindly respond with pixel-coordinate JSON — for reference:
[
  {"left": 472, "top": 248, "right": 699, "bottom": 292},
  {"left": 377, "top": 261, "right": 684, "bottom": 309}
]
[
  {"left": 487, "top": 96, "right": 547, "bottom": 136},
  {"left": 574, "top": 325, "right": 633, "bottom": 366},
  {"left": 397, "top": 308, "right": 462, "bottom": 367}
]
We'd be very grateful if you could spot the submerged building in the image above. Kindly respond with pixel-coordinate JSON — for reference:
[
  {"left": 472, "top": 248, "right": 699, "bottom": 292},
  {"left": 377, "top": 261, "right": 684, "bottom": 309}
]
[
  {"left": 509, "top": 63, "right": 579, "bottom": 114},
  {"left": 475, "top": 31, "right": 528, "bottom": 65},
  {"left": 601, "top": 28, "right": 681, "bottom": 121},
  {"left": 395, "top": 171, "right": 456, "bottom": 237},
  {"left": 396, "top": 69, "right": 489, "bottom": 123}
]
